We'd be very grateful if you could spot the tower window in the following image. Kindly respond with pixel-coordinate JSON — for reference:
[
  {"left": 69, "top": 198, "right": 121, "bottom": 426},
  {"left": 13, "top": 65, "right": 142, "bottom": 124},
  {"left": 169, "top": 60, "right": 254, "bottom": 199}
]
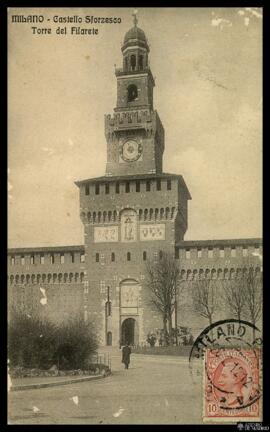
[
  {"left": 139, "top": 55, "right": 143, "bottom": 70},
  {"left": 60, "top": 253, "right": 65, "bottom": 264},
  {"left": 105, "top": 183, "right": 109, "bottom": 194},
  {"left": 127, "top": 252, "right": 131, "bottom": 261},
  {"left": 167, "top": 180, "right": 172, "bottom": 190},
  {"left": 130, "top": 54, "right": 136, "bottom": 71},
  {"left": 125, "top": 182, "right": 130, "bottom": 193},
  {"left": 111, "top": 252, "right": 115, "bottom": 262},
  {"left": 40, "top": 254, "right": 44, "bottom": 264},
  {"left": 50, "top": 254, "right": 55, "bottom": 264},
  {"left": 125, "top": 57, "right": 128, "bottom": 70},
  {"left": 127, "top": 84, "right": 138, "bottom": 102},
  {"left": 11, "top": 256, "right": 15, "bottom": 266},
  {"left": 220, "top": 248, "right": 225, "bottom": 258},
  {"left": 80, "top": 253, "right": 85, "bottom": 263},
  {"left": 136, "top": 180, "right": 140, "bottom": 192},
  {"left": 198, "top": 249, "right": 202, "bottom": 258},
  {"left": 185, "top": 249, "right": 190, "bottom": 259},
  {"left": 30, "top": 255, "right": 35, "bottom": 265},
  {"left": 243, "top": 247, "right": 248, "bottom": 257},
  {"left": 96, "top": 253, "right": 100, "bottom": 263},
  {"left": 146, "top": 181, "right": 151, "bottom": 192},
  {"left": 116, "top": 182, "right": 120, "bottom": 194},
  {"left": 21, "top": 256, "right": 25, "bottom": 265},
  {"left": 143, "top": 251, "right": 147, "bottom": 261},
  {"left": 208, "top": 248, "right": 213, "bottom": 258},
  {"left": 159, "top": 250, "right": 163, "bottom": 260},
  {"left": 231, "top": 247, "right": 236, "bottom": 257},
  {"left": 71, "top": 252, "right": 74, "bottom": 263},
  {"left": 157, "top": 179, "right": 161, "bottom": 191},
  {"left": 85, "top": 184, "right": 89, "bottom": 195},
  {"left": 95, "top": 183, "right": 100, "bottom": 195}
]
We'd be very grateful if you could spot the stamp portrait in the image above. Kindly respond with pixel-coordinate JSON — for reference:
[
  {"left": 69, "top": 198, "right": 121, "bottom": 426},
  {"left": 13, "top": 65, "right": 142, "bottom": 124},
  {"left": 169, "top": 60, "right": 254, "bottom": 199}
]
[{"left": 204, "top": 348, "right": 261, "bottom": 422}]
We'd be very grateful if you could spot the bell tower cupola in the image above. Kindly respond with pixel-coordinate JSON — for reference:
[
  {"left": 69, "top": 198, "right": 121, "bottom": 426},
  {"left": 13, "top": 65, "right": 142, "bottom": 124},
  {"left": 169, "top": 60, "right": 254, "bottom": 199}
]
[{"left": 122, "top": 12, "right": 150, "bottom": 74}]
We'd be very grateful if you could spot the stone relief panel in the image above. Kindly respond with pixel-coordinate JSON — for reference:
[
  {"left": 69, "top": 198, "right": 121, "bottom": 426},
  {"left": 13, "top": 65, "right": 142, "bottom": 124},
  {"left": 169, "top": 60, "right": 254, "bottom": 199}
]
[
  {"left": 120, "top": 209, "right": 137, "bottom": 242},
  {"left": 121, "top": 283, "right": 139, "bottom": 308},
  {"left": 140, "top": 224, "right": 165, "bottom": 241},
  {"left": 94, "top": 226, "right": 118, "bottom": 243}
]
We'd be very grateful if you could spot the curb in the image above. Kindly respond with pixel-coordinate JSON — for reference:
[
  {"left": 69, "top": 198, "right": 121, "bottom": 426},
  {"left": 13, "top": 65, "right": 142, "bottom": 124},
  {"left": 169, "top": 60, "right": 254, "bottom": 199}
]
[{"left": 11, "top": 373, "right": 111, "bottom": 391}]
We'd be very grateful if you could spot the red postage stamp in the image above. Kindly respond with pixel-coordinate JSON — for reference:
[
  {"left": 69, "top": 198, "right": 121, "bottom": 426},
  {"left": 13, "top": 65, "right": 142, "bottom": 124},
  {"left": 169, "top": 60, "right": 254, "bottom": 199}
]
[{"left": 203, "top": 348, "right": 261, "bottom": 422}]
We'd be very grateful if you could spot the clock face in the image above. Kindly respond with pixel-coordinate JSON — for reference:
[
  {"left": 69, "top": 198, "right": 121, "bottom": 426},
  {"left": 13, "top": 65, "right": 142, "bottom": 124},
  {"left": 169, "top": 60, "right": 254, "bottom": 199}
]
[{"left": 121, "top": 139, "right": 142, "bottom": 162}]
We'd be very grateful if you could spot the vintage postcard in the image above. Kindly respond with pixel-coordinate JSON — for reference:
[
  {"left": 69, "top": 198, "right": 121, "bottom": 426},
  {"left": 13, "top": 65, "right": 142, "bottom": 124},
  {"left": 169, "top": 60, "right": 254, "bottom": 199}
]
[{"left": 7, "top": 7, "right": 263, "bottom": 426}]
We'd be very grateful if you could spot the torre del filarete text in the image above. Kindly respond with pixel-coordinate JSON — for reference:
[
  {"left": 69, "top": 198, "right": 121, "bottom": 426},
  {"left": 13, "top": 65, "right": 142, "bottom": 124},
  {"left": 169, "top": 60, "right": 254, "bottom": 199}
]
[{"left": 8, "top": 19, "right": 262, "bottom": 346}]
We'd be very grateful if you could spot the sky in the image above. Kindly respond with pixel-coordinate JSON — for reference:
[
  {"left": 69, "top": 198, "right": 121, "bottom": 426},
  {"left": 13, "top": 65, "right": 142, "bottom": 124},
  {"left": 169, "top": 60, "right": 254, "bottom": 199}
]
[{"left": 8, "top": 7, "right": 262, "bottom": 247}]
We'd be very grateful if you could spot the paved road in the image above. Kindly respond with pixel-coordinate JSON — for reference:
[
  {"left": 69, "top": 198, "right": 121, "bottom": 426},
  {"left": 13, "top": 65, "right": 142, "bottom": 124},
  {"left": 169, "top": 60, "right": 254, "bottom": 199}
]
[{"left": 8, "top": 348, "right": 203, "bottom": 424}]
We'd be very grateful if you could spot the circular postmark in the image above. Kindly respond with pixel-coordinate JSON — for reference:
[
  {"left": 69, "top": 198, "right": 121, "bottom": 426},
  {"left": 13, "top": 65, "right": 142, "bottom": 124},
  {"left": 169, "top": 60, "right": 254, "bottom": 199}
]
[{"left": 189, "top": 319, "right": 263, "bottom": 378}]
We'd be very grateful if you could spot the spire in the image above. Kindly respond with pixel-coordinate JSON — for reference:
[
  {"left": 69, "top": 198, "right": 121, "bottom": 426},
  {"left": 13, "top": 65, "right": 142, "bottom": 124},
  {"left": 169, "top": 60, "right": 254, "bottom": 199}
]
[{"left": 132, "top": 9, "right": 138, "bottom": 27}]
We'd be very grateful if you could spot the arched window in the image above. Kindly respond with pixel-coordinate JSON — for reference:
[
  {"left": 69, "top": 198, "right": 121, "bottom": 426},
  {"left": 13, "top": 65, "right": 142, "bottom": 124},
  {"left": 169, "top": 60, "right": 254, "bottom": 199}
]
[
  {"left": 127, "top": 252, "right": 131, "bottom": 261},
  {"left": 130, "top": 54, "right": 136, "bottom": 70},
  {"left": 107, "top": 331, "right": 112, "bottom": 346},
  {"left": 143, "top": 251, "right": 147, "bottom": 261},
  {"left": 125, "top": 57, "right": 128, "bottom": 70},
  {"left": 127, "top": 84, "right": 138, "bottom": 102},
  {"left": 159, "top": 250, "right": 163, "bottom": 260},
  {"left": 139, "top": 55, "right": 143, "bottom": 70},
  {"left": 111, "top": 252, "right": 115, "bottom": 262},
  {"left": 106, "top": 301, "right": 112, "bottom": 317}
]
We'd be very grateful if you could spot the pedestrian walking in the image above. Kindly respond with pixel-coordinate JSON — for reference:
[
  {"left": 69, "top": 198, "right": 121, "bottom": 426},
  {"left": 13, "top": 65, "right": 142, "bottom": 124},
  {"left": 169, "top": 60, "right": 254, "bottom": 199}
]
[{"left": 122, "top": 343, "right": 131, "bottom": 369}]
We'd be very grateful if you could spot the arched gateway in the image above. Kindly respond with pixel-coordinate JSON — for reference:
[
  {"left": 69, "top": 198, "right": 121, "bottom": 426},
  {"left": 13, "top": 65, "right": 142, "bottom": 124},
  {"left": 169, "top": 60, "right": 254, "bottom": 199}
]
[
  {"left": 121, "top": 317, "right": 138, "bottom": 345},
  {"left": 120, "top": 279, "right": 140, "bottom": 345}
]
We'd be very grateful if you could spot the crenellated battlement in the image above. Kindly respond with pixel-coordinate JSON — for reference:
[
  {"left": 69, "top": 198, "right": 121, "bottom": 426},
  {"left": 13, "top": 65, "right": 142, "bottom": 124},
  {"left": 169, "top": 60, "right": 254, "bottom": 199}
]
[{"left": 105, "top": 109, "right": 162, "bottom": 136}]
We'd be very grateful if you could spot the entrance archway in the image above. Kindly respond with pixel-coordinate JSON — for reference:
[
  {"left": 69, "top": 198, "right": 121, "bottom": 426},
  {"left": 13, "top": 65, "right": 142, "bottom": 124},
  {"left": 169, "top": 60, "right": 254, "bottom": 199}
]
[{"left": 121, "top": 318, "right": 137, "bottom": 346}]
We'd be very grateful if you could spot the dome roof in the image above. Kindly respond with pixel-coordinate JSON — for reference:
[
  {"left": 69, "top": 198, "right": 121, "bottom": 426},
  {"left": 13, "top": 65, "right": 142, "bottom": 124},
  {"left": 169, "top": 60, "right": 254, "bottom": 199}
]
[
  {"left": 122, "top": 25, "right": 149, "bottom": 52},
  {"left": 124, "top": 26, "right": 147, "bottom": 44}
]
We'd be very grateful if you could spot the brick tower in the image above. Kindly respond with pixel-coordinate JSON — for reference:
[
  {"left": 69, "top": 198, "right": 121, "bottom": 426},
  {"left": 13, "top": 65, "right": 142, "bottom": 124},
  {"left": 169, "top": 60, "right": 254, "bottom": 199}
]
[{"left": 75, "top": 14, "right": 191, "bottom": 346}]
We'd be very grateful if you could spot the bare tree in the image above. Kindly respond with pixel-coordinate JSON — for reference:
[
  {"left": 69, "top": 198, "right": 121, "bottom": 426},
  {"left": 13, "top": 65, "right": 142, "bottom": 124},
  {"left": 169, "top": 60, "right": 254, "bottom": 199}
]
[
  {"left": 222, "top": 278, "right": 247, "bottom": 321},
  {"left": 191, "top": 278, "right": 219, "bottom": 329},
  {"left": 244, "top": 268, "right": 262, "bottom": 336},
  {"left": 145, "top": 252, "right": 182, "bottom": 345}
]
